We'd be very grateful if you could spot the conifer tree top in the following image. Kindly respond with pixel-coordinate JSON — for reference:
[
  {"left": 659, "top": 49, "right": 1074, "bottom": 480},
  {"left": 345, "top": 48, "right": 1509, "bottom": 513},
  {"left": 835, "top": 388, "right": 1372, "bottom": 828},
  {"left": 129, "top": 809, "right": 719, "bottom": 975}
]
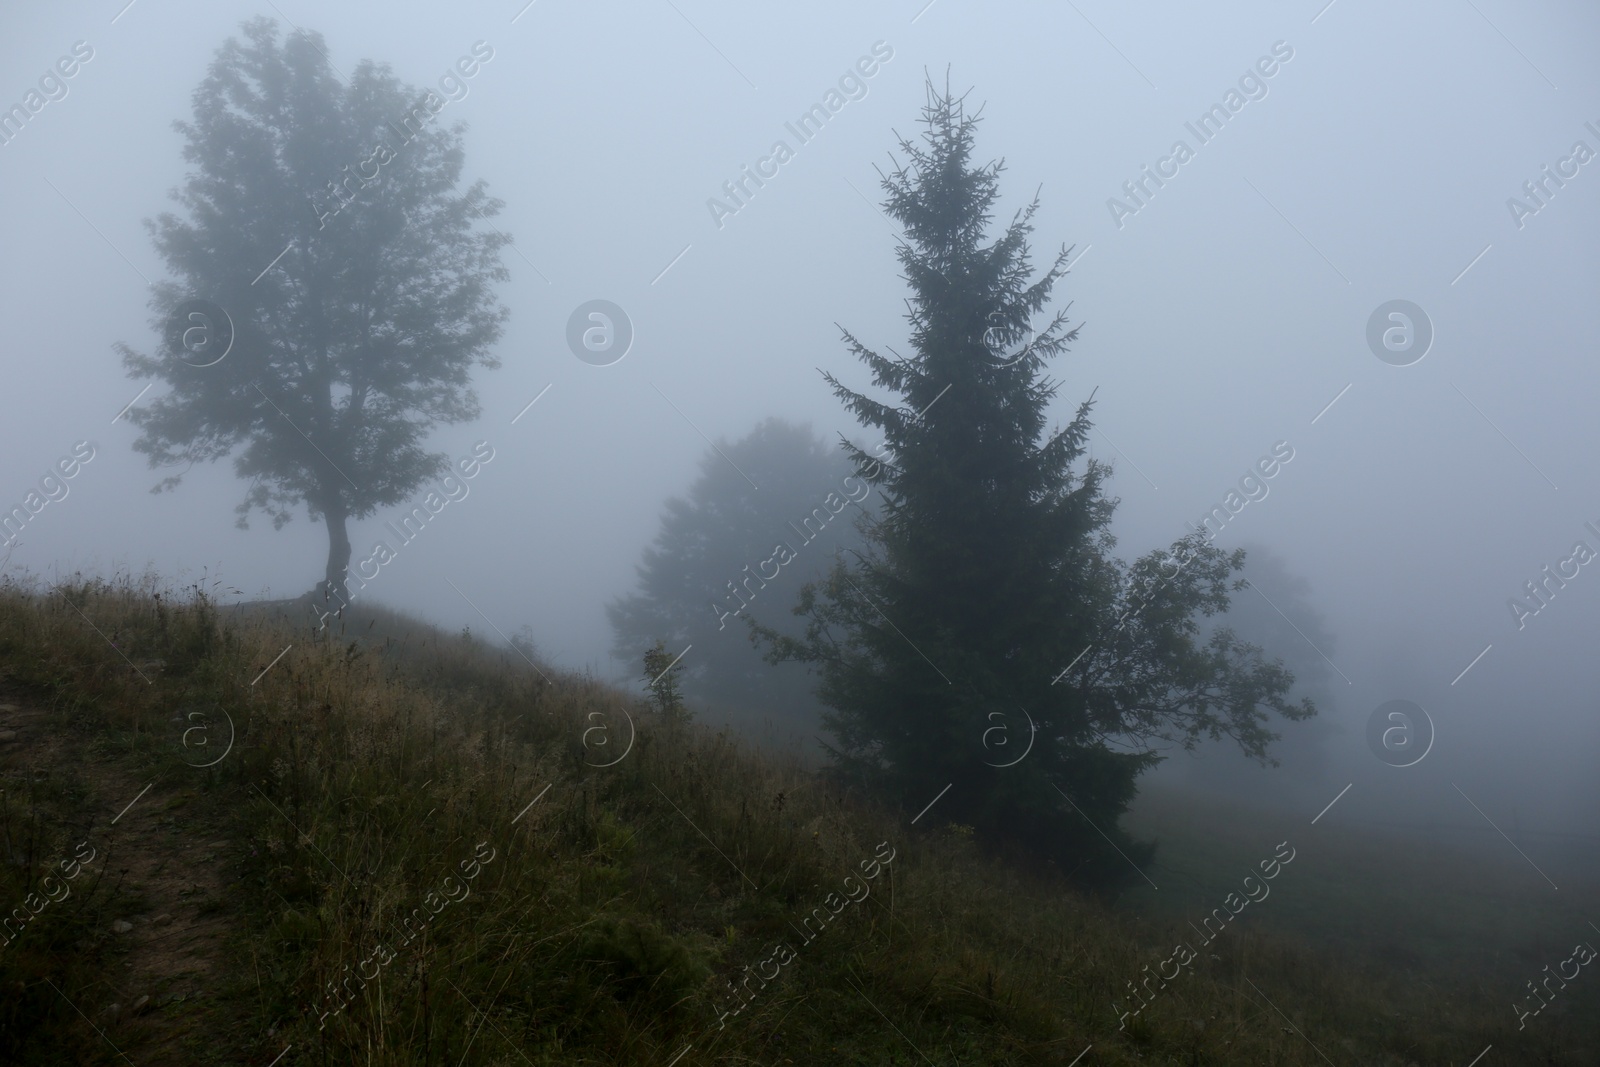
[{"left": 757, "top": 77, "right": 1312, "bottom": 888}]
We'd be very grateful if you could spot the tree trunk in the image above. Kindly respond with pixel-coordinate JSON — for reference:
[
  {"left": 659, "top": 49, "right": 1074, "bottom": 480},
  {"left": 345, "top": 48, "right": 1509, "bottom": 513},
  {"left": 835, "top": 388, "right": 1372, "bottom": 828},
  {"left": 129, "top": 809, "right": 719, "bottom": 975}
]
[{"left": 321, "top": 493, "right": 352, "bottom": 608}]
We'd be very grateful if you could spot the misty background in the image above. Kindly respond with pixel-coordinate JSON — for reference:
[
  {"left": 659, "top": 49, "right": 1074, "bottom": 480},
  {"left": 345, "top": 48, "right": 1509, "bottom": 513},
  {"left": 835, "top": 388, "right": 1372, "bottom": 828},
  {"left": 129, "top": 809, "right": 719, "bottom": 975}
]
[{"left": 2, "top": 0, "right": 1598, "bottom": 877}]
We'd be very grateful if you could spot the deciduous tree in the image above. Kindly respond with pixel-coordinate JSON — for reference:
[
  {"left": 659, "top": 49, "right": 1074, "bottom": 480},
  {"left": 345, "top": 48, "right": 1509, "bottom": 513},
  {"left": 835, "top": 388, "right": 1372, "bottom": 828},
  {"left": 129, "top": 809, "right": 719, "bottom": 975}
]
[
  {"left": 608, "top": 417, "right": 869, "bottom": 739},
  {"left": 116, "top": 18, "right": 509, "bottom": 604}
]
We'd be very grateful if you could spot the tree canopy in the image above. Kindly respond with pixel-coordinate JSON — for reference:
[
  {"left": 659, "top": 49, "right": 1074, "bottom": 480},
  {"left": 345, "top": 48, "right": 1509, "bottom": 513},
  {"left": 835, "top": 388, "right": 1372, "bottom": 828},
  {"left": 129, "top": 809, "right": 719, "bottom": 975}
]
[
  {"left": 608, "top": 417, "right": 870, "bottom": 741},
  {"left": 756, "top": 80, "right": 1313, "bottom": 887},
  {"left": 115, "top": 18, "right": 509, "bottom": 604},
  {"left": 1169, "top": 544, "right": 1341, "bottom": 802}
]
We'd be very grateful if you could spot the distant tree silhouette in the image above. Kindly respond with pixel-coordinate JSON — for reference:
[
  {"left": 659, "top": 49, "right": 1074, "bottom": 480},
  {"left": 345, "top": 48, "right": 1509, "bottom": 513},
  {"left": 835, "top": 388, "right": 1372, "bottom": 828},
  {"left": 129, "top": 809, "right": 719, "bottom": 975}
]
[
  {"left": 608, "top": 418, "right": 869, "bottom": 739},
  {"left": 754, "top": 79, "right": 1313, "bottom": 888},
  {"left": 1172, "top": 544, "right": 1340, "bottom": 800},
  {"left": 116, "top": 18, "right": 508, "bottom": 605}
]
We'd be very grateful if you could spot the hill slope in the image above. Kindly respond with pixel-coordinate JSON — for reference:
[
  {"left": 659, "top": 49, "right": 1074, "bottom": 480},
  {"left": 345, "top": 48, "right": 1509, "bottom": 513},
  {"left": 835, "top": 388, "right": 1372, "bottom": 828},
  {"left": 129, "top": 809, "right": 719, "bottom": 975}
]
[{"left": 0, "top": 573, "right": 1592, "bottom": 1065}]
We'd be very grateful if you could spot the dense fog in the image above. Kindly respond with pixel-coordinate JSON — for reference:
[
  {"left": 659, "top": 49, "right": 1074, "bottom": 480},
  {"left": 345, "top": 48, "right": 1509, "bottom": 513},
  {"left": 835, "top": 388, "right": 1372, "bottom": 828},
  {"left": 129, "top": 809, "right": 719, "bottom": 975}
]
[{"left": 3, "top": 0, "right": 1598, "bottom": 872}]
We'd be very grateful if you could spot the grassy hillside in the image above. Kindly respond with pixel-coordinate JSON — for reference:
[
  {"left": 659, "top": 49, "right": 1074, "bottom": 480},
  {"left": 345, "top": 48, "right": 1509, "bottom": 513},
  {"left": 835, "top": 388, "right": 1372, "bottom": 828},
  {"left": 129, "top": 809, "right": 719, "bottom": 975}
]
[{"left": 0, "top": 571, "right": 1593, "bottom": 1065}]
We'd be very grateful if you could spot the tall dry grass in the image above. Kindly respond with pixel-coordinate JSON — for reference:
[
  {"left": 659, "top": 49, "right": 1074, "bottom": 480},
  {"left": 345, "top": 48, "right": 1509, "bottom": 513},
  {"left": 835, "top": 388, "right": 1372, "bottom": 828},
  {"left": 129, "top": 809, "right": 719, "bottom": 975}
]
[{"left": 0, "top": 570, "right": 1589, "bottom": 1064}]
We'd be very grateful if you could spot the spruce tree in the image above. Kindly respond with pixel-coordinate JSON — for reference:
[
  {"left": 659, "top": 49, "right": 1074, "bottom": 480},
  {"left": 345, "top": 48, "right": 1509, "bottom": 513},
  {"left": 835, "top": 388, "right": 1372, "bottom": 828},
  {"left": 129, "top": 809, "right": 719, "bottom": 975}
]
[{"left": 756, "top": 80, "right": 1312, "bottom": 887}]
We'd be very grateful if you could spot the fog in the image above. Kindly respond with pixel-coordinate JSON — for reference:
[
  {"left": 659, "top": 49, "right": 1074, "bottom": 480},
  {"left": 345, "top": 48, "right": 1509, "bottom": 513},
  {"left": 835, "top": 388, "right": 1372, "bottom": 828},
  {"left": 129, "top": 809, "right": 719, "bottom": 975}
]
[{"left": 3, "top": 0, "right": 1598, "bottom": 870}]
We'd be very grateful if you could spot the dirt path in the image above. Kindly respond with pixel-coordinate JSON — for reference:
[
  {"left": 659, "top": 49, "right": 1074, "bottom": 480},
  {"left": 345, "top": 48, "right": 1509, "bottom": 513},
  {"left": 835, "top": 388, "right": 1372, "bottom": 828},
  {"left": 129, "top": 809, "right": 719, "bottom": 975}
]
[{"left": 0, "top": 689, "right": 246, "bottom": 1065}]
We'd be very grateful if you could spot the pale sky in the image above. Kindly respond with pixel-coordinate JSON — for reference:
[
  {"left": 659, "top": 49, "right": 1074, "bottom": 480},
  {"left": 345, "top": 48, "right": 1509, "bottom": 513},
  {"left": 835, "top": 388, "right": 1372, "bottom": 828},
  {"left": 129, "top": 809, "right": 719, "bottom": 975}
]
[{"left": 2, "top": 0, "right": 1598, "bottom": 847}]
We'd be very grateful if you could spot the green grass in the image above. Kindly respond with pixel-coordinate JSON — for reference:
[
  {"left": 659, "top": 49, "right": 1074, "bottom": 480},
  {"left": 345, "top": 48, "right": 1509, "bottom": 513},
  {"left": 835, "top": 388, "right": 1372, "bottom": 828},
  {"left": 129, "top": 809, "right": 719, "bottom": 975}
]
[
  {"left": 1124, "top": 784, "right": 1598, "bottom": 986},
  {"left": 0, "top": 569, "right": 1594, "bottom": 1064}
]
